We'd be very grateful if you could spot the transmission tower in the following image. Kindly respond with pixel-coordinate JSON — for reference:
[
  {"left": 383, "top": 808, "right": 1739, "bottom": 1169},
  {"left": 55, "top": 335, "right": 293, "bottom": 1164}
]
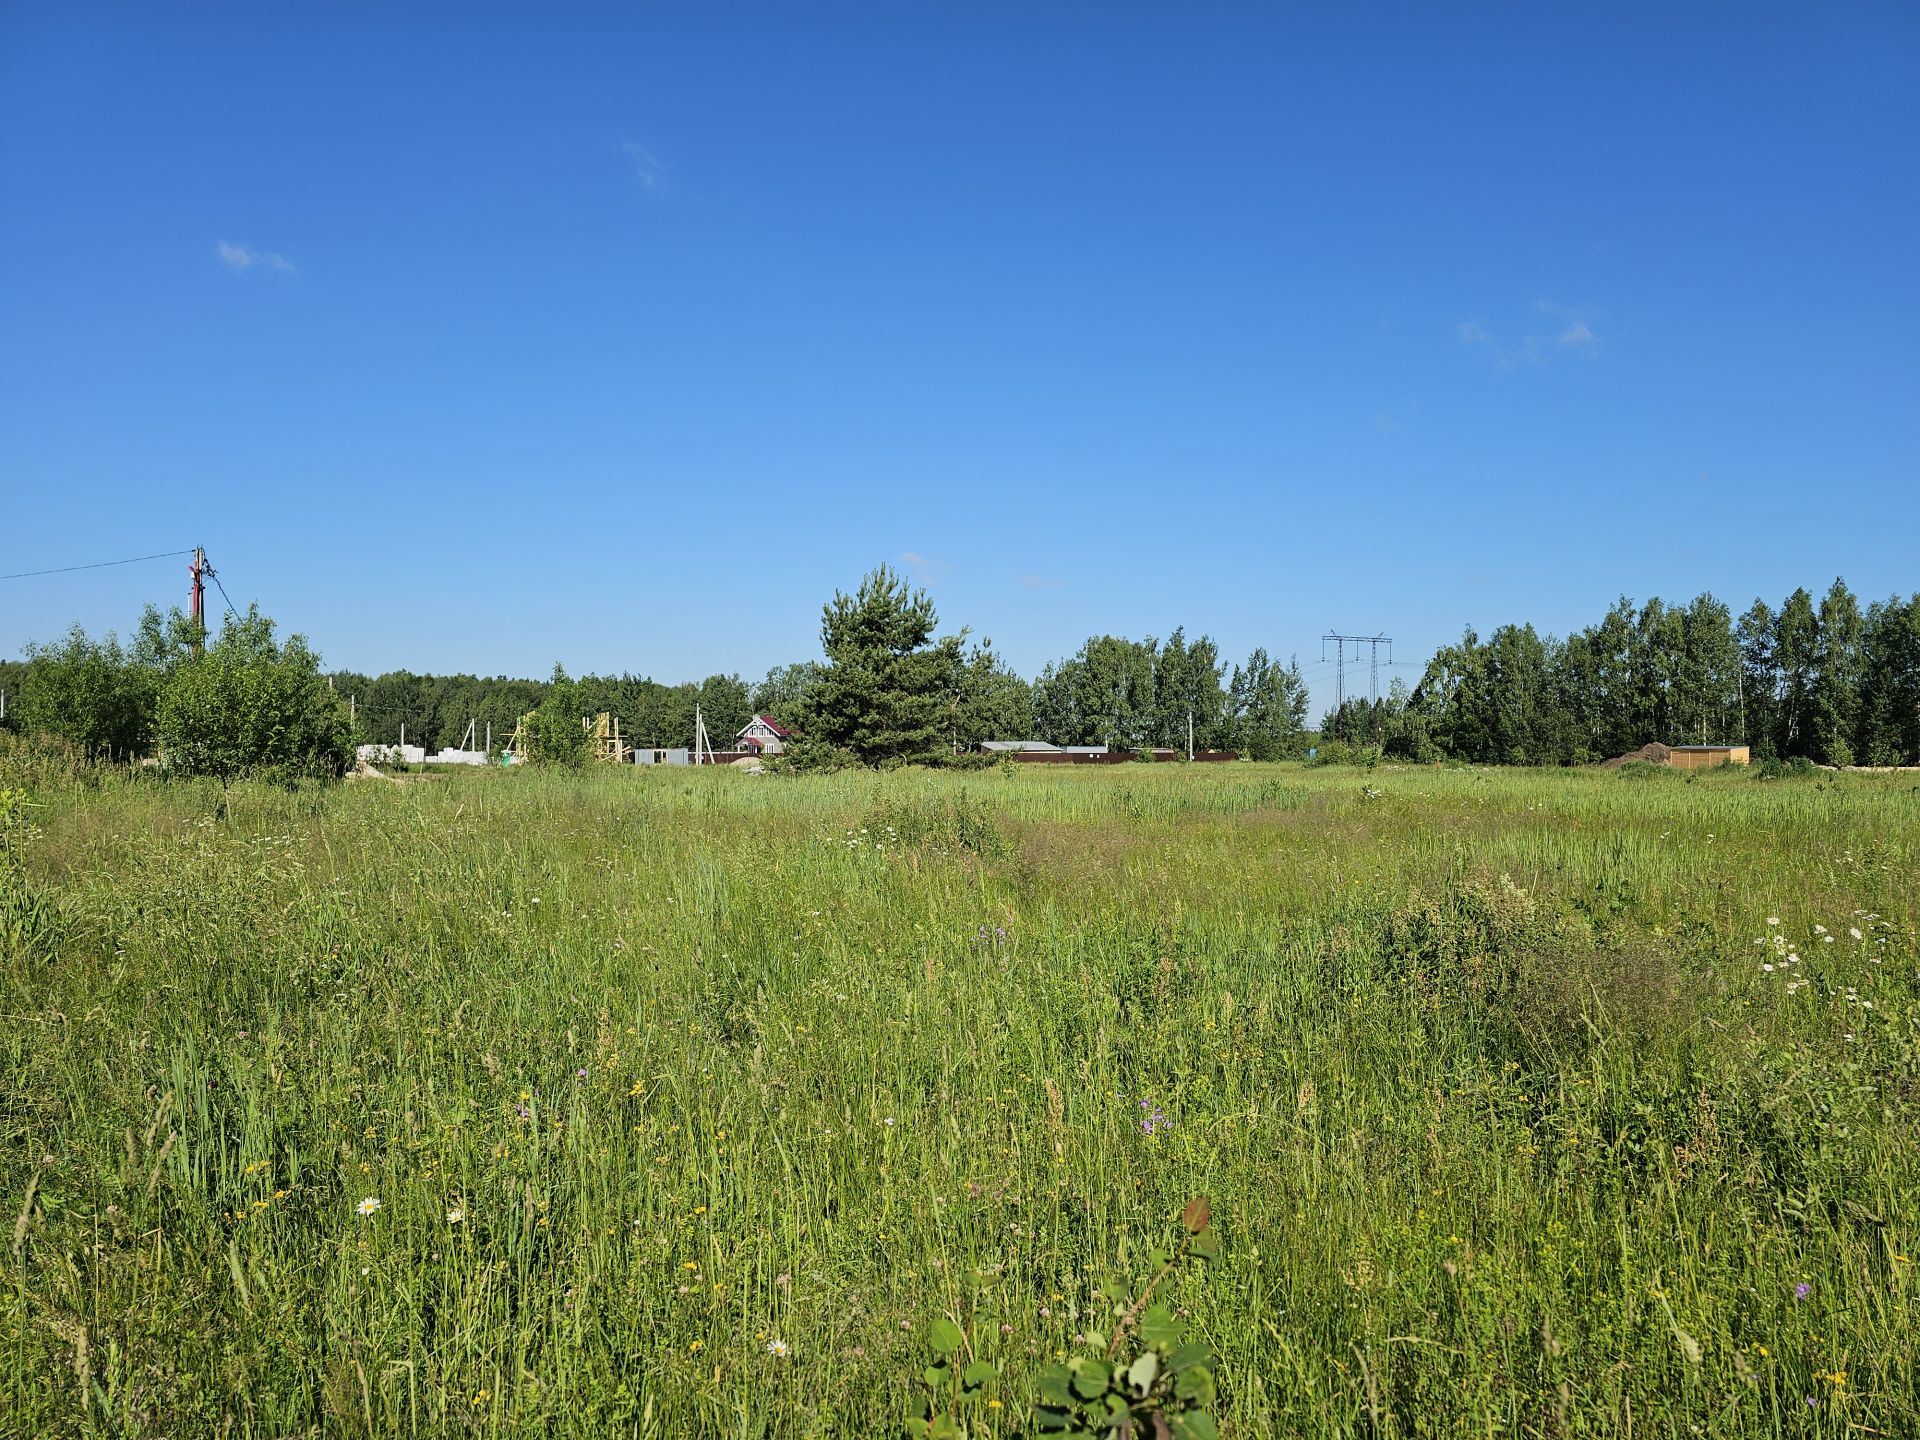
[{"left": 1322, "top": 632, "right": 1394, "bottom": 742}]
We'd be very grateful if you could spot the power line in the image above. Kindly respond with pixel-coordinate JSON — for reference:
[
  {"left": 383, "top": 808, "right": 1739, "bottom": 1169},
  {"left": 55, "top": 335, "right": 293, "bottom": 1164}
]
[
  {"left": 0, "top": 548, "right": 195, "bottom": 582},
  {"left": 208, "top": 567, "right": 241, "bottom": 620},
  {"left": 1322, "top": 632, "right": 1394, "bottom": 742}
]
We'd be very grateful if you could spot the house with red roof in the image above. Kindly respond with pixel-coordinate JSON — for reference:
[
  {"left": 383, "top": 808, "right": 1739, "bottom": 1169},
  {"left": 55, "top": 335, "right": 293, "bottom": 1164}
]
[{"left": 736, "top": 715, "right": 793, "bottom": 755}]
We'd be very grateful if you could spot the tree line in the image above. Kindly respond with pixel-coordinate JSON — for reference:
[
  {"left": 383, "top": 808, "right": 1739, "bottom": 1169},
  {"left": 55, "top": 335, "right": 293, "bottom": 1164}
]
[
  {"left": 1349, "top": 579, "right": 1920, "bottom": 766},
  {"left": 11, "top": 567, "right": 1912, "bottom": 774},
  {"left": 2, "top": 565, "right": 1315, "bottom": 771},
  {"left": 2, "top": 606, "right": 351, "bottom": 783}
]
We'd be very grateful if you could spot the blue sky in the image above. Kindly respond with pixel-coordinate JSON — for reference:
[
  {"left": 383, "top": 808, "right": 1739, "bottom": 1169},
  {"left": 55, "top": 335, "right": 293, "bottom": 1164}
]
[{"left": 3, "top": 3, "right": 1916, "bottom": 716}]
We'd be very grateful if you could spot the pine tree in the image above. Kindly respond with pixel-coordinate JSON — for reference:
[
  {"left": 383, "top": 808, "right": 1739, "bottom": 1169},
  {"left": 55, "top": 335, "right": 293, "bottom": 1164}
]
[{"left": 798, "top": 565, "right": 961, "bottom": 766}]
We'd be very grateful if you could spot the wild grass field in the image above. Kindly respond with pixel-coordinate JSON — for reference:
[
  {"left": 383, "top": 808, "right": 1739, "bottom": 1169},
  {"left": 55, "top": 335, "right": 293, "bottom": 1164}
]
[{"left": 2, "top": 750, "right": 1917, "bottom": 1437}]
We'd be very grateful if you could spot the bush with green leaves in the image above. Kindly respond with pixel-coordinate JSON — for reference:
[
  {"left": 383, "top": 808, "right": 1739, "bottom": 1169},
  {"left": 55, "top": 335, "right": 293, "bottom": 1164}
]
[
  {"left": 15, "top": 625, "right": 156, "bottom": 760},
  {"left": 155, "top": 606, "right": 352, "bottom": 786},
  {"left": 520, "top": 666, "right": 593, "bottom": 767},
  {"left": 907, "top": 1198, "right": 1222, "bottom": 1440}
]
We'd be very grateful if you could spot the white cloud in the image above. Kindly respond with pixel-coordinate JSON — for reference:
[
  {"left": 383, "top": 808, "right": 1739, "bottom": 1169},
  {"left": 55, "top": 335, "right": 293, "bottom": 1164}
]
[
  {"left": 1020, "top": 575, "right": 1064, "bottom": 589},
  {"left": 622, "top": 141, "right": 666, "bottom": 189},
  {"left": 217, "top": 241, "right": 296, "bottom": 273},
  {"left": 899, "top": 552, "right": 954, "bottom": 586},
  {"left": 1456, "top": 305, "right": 1599, "bottom": 366}
]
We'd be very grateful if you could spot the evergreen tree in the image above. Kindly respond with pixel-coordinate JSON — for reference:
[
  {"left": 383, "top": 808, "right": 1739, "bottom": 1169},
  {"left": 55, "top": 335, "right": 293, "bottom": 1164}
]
[{"left": 798, "top": 565, "right": 961, "bottom": 765}]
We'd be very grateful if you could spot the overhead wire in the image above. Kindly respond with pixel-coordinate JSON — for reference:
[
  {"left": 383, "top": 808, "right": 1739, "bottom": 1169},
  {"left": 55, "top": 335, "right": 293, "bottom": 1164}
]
[
  {"left": 0, "top": 548, "right": 195, "bottom": 582},
  {"left": 208, "top": 567, "right": 242, "bottom": 621}
]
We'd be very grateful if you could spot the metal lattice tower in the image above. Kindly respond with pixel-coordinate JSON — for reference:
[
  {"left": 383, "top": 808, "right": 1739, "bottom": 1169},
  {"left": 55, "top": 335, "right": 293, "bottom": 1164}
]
[{"left": 1322, "top": 632, "right": 1394, "bottom": 741}]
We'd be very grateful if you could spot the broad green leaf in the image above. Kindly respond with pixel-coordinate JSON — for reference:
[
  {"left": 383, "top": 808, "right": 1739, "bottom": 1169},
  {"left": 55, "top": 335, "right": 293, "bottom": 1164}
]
[
  {"left": 1071, "top": 1357, "right": 1111, "bottom": 1399},
  {"left": 1128, "top": 1350, "right": 1160, "bottom": 1395},
  {"left": 1174, "top": 1367, "right": 1216, "bottom": 1404},
  {"left": 1189, "top": 1225, "right": 1220, "bottom": 1261},
  {"left": 929, "top": 1317, "right": 964, "bottom": 1355},
  {"left": 1037, "top": 1366, "right": 1075, "bottom": 1406},
  {"left": 961, "top": 1360, "right": 997, "bottom": 1388},
  {"left": 1139, "top": 1305, "right": 1182, "bottom": 1349},
  {"left": 1167, "top": 1341, "right": 1212, "bottom": 1373},
  {"left": 922, "top": 1365, "right": 947, "bottom": 1388},
  {"left": 1172, "top": 1413, "right": 1220, "bottom": 1440}
]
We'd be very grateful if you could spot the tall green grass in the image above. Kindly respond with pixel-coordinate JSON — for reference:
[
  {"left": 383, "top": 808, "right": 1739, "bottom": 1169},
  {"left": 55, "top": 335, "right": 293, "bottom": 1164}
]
[{"left": 2, "top": 752, "right": 1916, "bottom": 1436}]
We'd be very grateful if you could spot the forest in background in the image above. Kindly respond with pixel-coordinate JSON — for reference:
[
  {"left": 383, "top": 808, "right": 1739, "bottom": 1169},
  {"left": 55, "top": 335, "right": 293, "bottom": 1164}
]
[
  {"left": 5, "top": 573, "right": 1917, "bottom": 766},
  {"left": 301, "top": 576, "right": 1920, "bottom": 766}
]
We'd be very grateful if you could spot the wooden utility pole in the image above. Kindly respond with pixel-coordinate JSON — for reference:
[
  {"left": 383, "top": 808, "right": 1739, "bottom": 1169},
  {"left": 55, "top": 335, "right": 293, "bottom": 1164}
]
[{"left": 188, "top": 547, "right": 208, "bottom": 653}]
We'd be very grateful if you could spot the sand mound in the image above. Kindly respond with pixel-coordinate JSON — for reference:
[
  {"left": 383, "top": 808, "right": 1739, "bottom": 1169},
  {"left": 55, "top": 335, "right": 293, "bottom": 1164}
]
[{"left": 1598, "top": 742, "right": 1671, "bottom": 769}]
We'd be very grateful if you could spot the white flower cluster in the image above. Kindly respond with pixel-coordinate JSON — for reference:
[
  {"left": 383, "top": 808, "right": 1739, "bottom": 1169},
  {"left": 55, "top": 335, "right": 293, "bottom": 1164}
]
[{"left": 1754, "top": 917, "right": 1808, "bottom": 993}]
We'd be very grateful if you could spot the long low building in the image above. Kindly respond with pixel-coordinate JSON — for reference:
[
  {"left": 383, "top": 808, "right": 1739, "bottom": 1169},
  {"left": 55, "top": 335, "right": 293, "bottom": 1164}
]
[{"left": 980, "top": 741, "right": 1240, "bottom": 763}]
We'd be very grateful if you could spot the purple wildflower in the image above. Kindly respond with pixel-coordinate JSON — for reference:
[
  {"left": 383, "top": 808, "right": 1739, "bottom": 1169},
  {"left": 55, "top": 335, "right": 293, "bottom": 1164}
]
[
  {"left": 1795, "top": 1282, "right": 1810, "bottom": 1301},
  {"left": 1138, "top": 1100, "right": 1169, "bottom": 1137}
]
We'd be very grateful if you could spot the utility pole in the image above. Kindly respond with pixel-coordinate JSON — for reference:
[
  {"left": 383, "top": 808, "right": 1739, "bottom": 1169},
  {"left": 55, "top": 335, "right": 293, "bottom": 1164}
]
[
  {"left": 188, "top": 547, "right": 208, "bottom": 653},
  {"left": 693, "top": 704, "right": 712, "bottom": 765},
  {"left": 1324, "top": 633, "right": 1394, "bottom": 744},
  {"left": 1187, "top": 709, "right": 1195, "bottom": 761}
]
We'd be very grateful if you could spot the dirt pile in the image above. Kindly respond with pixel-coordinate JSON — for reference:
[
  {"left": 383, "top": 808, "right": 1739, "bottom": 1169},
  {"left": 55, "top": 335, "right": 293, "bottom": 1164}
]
[{"left": 1598, "top": 742, "right": 1671, "bottom": 769}]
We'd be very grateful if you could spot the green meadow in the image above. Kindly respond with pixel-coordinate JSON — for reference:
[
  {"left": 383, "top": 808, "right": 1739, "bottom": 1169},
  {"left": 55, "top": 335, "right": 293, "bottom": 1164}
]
[{"left": 3, "top": 752, "right": 1916, "bottom": 1437}]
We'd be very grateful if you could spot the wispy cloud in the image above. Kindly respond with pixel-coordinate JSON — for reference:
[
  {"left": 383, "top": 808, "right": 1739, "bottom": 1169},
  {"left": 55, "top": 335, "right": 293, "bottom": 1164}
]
[
  {"left": 621, "top": 140, "right": 666, "bottom": 189},
  {"left": 1020, "top": 575, "right": 1064, "bottom": 589},
  {"left": 217, "top": 241, "right": 296, "bottom": 274},
  {"left": 1455, "top": 302, "right": 1600, "bottom": 367},
  {"left": 899, "top": 552, "right": 955, "bottom": 586}
]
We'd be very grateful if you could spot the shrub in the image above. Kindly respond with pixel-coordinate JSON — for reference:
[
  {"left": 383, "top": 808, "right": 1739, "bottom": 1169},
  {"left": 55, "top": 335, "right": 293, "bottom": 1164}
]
[
  {"left": 156, "top": 607, "right": 352, "bottom": 787},
  {"left": 771, "top": 736, "right": 858, "bottom": 774},
  {"left": 15, "top": 626, "right": 156, "bottom": 760}
]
